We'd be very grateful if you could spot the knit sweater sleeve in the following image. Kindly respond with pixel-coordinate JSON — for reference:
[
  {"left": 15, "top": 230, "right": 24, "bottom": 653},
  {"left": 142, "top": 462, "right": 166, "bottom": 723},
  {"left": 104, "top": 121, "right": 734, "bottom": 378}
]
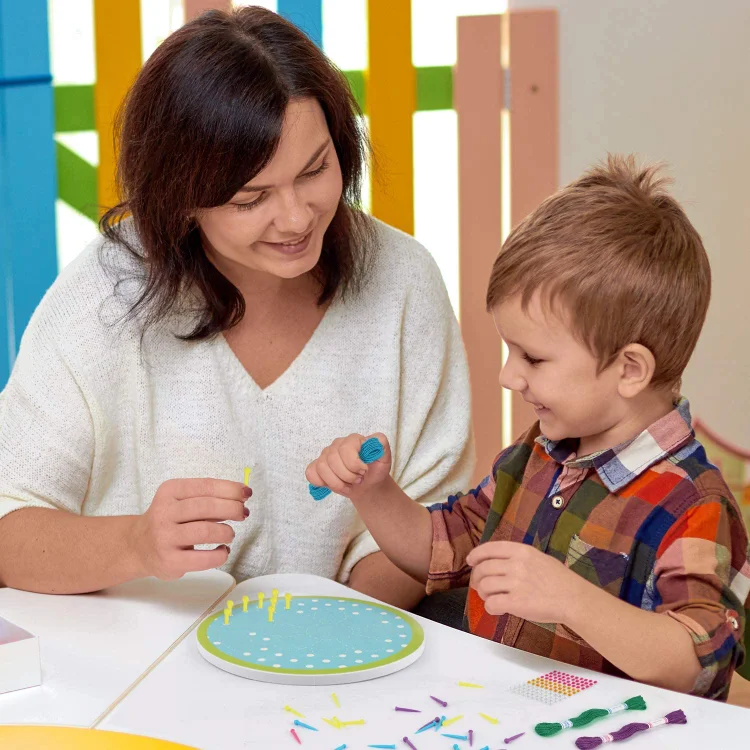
[
  {"left": 337, "top": 230, "right": 475, "bottom": 582},
  {"left": 0, "top": 296, "right": 95, "bottom": 521}
]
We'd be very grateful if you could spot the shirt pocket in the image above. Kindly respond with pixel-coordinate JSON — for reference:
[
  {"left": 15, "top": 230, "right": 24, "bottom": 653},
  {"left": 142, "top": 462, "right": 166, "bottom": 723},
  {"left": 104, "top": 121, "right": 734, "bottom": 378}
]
[{"left": 564, "top": 534, "right": 629, "bottom": 598}]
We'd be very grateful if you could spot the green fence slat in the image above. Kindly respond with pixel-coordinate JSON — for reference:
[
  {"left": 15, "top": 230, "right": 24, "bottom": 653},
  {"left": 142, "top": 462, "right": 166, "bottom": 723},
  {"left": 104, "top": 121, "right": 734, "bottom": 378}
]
[
  {"left": 416, "top": 65, "right": 453, "bottom": 111},
  {"left": 54, "top": 84, "right": 95, "bottom": 132},
  {"left": 55, "top": 140, "right": 98, "bottom": 222}
]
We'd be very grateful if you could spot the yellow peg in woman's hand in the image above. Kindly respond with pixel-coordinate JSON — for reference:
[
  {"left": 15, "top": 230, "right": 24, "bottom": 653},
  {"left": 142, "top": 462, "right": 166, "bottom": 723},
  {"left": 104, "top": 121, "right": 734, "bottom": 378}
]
[
  {"left": 244, "top": 467, "right": 252, "bottom": 486},
  {"left": 242, "top": 595, "right": 249, "bottom": 612}
]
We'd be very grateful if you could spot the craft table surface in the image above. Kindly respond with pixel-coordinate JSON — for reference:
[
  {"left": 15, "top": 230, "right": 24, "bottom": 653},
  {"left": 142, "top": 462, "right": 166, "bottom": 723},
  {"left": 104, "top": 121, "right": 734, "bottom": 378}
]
[
  {"left": 0, "top": 570, "right": 234, "bottom": 727},
  {"left": 100, "top": 573, "right": 750, "bottom": 750}
]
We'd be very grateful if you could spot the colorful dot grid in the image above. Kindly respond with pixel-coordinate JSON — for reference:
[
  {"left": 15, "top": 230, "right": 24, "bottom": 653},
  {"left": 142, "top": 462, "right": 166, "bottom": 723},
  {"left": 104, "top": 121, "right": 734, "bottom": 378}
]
[{"left": 509, "top": 670, "right": 597, "bottom": 705}]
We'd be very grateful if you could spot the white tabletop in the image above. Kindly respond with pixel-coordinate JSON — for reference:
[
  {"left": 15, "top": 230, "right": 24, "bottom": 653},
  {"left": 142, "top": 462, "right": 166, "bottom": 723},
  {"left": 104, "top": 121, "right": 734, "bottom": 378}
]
[
  {"left": 99, "top": 573, "right": 750, "bottom": 750},
  {"left": 0, "top": 570, "right": 234, "bottom": 728}
]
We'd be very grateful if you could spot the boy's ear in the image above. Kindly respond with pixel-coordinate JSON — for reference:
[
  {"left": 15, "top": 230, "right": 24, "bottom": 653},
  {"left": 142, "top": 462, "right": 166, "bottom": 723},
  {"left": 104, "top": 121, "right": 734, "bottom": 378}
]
[{"left": 616, "top": 343, "right": 656, "bottom": 399}]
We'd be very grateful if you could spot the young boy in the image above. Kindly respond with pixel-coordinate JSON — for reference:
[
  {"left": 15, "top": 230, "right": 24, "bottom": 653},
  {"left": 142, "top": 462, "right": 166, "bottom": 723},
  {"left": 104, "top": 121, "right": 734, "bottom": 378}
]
[{"left": 306, "top": 155, "right": 750, "bottom": 701}]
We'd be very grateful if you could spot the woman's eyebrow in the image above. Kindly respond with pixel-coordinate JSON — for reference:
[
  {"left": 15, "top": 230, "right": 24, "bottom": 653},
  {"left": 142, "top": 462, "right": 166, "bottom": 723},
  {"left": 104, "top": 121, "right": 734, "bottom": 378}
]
[{"left": 237, "top": 140, "right": 330, "bottom": 193}]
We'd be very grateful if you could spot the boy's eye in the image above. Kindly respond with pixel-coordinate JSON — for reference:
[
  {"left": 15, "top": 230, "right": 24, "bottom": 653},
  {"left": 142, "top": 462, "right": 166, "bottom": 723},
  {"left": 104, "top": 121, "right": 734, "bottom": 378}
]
[{"left": 522, "top": 353, "right": 544, "bottom": 366}]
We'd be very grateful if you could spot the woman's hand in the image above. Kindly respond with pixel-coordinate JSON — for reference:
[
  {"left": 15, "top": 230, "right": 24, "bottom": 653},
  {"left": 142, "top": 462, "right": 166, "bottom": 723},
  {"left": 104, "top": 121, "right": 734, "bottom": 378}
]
[
  {"left": 131, "top": 478, "right": 252, "bottom": 580},
  {"left": 305, "top": 433, "right": 392, "bottom": 500}
]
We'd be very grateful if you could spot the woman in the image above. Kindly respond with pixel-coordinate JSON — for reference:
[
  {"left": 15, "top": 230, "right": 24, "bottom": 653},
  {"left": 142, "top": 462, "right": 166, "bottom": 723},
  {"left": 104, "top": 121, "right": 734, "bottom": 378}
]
[{"left": 0, "top": 7, "right": 473, "bottom": 608}]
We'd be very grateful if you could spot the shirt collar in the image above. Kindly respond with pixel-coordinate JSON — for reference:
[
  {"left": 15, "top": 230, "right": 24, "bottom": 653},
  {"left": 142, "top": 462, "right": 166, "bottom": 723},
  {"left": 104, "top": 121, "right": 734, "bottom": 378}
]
[{"left": 535, "top": 398, "right": 695, "bottom": 492}]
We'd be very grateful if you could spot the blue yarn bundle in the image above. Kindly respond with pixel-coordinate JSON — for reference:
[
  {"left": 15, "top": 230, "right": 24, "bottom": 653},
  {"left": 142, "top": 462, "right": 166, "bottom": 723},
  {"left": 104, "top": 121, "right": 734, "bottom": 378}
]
[{"left": 309, "top": 437, "right": 385, "bottom": 501}]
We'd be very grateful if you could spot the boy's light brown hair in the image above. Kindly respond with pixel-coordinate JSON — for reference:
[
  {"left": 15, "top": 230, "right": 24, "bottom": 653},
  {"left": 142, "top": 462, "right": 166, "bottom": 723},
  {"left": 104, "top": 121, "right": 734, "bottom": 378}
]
[{"left": 486, "top": 154, "right": 711, "bottom": 389}]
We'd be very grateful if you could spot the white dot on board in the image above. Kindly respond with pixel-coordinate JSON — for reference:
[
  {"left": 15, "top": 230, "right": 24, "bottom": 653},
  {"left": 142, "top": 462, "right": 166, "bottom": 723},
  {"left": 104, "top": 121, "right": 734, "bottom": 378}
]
[
  {"left": 352, "top": 603, "right": 359, "bottom": 607},
  {"left": 295, "top": 611, "right": 303, "bottom": 614},
  {"left": 338, "top": 607, "right": 345, "bottom": 611},
  {"left": 338, "top": 654, "right": 347, "bottom": 658},
  {"left": 213, "top": 641, "right": 221, "bottom": 645},
  {"left": 243, "top": 652, "right": 251, "bottom": 656},
  {"left": 386, "top": 649, "right": 394, "bottom": 653},
  {"left": 322, "top": 659, "right": 331, "bottom": 663},
  {"left": 306, "top": 654, "right": 315, "bottom": 658},
  {"left": 354, "top": 650, "right": 362, "bottom": 654},
  {"left": 290, "top": 659, "right": 298, "bottom": 663},
  {"left": 261, "top": 648, "right": 268, "bottom": 651},
  {"left": 249, "top": 632, "right": 256, "bottom": 636},
  {"left": 311, "top": 607, "right": 318, "bottom": 610},
  {"left": 397, "top": 625, "right": 404, "bottom": 629},
  {"left": 273, "top": 664, "right": 281, "bottom": 668},
  {"left": 312, "top": 599, "right": 318, "bottom": 602},
  {"left": 401, "top": 644, "right": 407, "bottom": 649},
  {"left": 298, "top": 603, "right": 305, "bottom": 607},
  {"left": 385, "top": 639, "right": 392, "bottom": 643},
  {"left": 338, "top": 599, "right": 345, "bottom": 602},
  {"left": 395, "top": 616, "right": 402, "bottom": 620},
  {"left": 325, "top": 603, "right": 331, "bottom": 607},
  {"left": 366, "top": 607, "right": 372, "bottom": 611},
  {"left": 306, "top": 665, "right": 314, "bottom": 669},
  {"left": 371, "top": 654, "right": 379, "bottom": 658},
  {"left": 275, "top": 653, "right": 283, "bottom": 657},
  {"left": 338, "top": 665, "right": 347, "bottom": 669},
  {"left": 262, "top": 637, "right": 270, "bottom": 641},
  {"left": 352, "top": 612, "right": 359, "bottom": 615},
  {"left": 355, "top": 659, "right": 363, "bottom": 663},
  {"left": 258, "top": 658, "right": 265, "bottom": 662},
  {"left": 399, "top": 635, "right": 407, "bottom": 638}
]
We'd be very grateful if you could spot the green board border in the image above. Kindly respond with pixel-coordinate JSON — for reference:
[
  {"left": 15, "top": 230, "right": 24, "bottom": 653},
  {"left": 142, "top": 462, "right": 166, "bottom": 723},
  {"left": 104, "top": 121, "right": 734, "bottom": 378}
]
[{"left": 197, "top": 595, "right": 424, "bottom": 676}]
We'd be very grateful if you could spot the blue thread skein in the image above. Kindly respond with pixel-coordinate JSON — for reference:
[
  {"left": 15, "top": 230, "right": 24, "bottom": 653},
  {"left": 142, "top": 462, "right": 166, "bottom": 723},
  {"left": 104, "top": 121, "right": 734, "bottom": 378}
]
[{"left": 309, "top": 437, "right": 385, "bottom": 501}]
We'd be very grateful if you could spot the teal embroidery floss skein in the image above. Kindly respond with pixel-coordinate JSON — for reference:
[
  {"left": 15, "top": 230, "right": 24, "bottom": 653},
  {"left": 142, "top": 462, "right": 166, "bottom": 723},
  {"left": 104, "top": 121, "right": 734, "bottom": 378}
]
[
  {"left": 309, "top": 437, "right": 385, "bottom": 500},
  {"left": 535, "top": 696, "right": 646, "bottom": 737}
]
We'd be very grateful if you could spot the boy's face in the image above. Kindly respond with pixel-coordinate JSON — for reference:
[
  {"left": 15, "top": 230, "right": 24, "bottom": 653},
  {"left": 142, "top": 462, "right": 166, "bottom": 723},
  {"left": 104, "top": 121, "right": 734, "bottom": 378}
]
[{"left": 492, "top": 292, "right": 624, "bottom": 449}]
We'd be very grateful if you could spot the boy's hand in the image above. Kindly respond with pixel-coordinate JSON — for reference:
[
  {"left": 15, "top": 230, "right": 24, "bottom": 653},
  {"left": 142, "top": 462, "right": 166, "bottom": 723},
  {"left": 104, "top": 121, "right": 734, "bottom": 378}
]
[
  {"left": 467, "top": 541, "right": 586, "bottom": 625},
  {"left": 305, "top": 433, "right": 392, "bottom": 500}
]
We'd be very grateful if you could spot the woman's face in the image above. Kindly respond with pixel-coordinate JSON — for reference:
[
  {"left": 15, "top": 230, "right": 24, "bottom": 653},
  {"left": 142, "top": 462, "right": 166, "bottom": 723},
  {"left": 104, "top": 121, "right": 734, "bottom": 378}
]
[{"left": 196, "top": 98, "right": 343, "bottom": 282}]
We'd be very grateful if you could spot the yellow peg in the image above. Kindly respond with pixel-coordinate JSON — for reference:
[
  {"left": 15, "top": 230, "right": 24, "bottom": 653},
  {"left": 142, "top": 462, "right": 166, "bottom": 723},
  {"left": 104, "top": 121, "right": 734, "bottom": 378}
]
[
  {"left": 284, "top": 593, "right": 292, "bottom": 609},
  {"left": 442, "top": 715, "right": 464, "bottom": 727},
  {"left": 227, "top": 600, "right": 234, "bottom": 614},
  {"left": 268, "top": 606, "right": 275, "bottom": 623},
  {"left": 457, "top": 681, "right": 483, "bottom": 688},
  {"left": 242, "top": 595, "right": 249, "bottom": 613},
  {"left": 479, "top": 712, "right": 499, "bottom": 725},
  {"left": 340, "top": 719, "right": 365, "bottom": 726},
  {"left": 243, "top": 467, "right": 252, "bottom": 485},
  {"left": 223, "top": 608, "right": 230, "bottom": 625},
  {"left": 258, "top": 592, "right": 264, "bottom": 609},
  {"left": 284, "top": 705, "right": 305, "bottom": 719},
  {"left": 271, "top": 588, "right": 279, "bottom": 604},
  {"left": 331, "top": 693, "right": 340, "bottom": 708}
]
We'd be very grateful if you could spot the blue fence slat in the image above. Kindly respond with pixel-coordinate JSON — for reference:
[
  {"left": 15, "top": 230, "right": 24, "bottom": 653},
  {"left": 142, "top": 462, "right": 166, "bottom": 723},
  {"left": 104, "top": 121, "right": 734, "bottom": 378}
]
[{"left": 277, "top": 0, "right": 322, "bottom": 48}]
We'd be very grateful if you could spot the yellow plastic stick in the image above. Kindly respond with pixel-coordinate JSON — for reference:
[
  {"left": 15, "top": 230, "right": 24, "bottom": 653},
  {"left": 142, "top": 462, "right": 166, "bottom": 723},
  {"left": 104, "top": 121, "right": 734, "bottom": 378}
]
[
  {"left": 258, "top": 592, "right": 264, "bottom": 609},
  {"left": 227, "top": 600, "right": 234, "bottom": 614},
  {"left": 442, "top": 715, "right": 464, "bottom": 727},
  {"left": 285, "top": 593, "right": 292, "bottom": 609},
  {"left": 244, "top": 467, "right": 252, "bottom": 485},
  {"left": 223, "top": 608, "right": 230, "bottom": 625},
  {"left": 271, "top": 588, "right": 279, "bottom": 605},
  {"left": 479, "top": 712, "right": 499, "bottom": 724},
  {"left": 268, "top": 607, "right": 275, "bottom": 623},
  {"left": 242, "top": 595, "right": 249, "bottom": 613},
  {"left": 331, "top": 693, "right": 340, "bottom": 708},
  {"left": 284, "top": 706, "right": 305, "bottom": 718},
  {"left": 340, "top": 719, "right": 365, "bottom": 726},
  {"left": 458, "top": 681, "right": 483, "bottom": 688},
  {"left": 322, "top": 717, "right": 340, "bottom": 729}
]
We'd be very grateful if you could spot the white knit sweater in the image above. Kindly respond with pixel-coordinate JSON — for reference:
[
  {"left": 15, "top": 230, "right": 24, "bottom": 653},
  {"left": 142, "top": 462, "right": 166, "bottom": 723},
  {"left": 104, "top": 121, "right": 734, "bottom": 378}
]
[{"left": 0, "top": 219, "right": 474, "bottom": 583}]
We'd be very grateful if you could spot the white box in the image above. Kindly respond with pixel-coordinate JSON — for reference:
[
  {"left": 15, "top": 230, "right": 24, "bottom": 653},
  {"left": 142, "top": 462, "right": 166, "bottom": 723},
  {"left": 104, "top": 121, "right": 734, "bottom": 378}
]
[{"left": 0, "top": 615, "right": 41, "bottom": 694}]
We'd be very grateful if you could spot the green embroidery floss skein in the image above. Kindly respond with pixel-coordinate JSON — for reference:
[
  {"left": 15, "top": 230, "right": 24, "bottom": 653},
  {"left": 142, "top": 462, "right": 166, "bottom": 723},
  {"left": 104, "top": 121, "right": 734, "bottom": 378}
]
[{"left": 535, "top": 696, "right": 646, "bottom": 737}]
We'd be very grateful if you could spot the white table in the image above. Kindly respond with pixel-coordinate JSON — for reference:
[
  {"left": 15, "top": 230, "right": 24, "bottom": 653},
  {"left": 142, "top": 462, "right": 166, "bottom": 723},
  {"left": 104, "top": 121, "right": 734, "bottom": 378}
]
[
  {"left": 0, "top": 570, "right": 234, "bottom": 728},
  {"left": 99, "top": 573, "right": 750, "bottom": 750}
]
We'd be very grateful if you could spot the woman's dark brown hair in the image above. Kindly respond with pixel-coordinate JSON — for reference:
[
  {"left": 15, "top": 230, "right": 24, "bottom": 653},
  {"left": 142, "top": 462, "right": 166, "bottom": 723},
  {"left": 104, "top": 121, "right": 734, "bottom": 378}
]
[{"left": 100, "top": 6, "right": 373, "bottom": 340}]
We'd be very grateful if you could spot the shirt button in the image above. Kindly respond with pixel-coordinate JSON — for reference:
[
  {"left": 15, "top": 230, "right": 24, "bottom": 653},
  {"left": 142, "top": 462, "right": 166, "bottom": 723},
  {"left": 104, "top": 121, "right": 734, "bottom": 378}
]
[{"left": 551, "top": 495, "right": 564, "bottom": 509}]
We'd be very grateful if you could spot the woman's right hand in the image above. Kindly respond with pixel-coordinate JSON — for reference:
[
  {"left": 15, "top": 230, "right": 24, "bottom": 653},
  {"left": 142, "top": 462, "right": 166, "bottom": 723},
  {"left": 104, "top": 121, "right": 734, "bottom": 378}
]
[
  {"left": 305, "top": 433, "right": 392, "bottom": 501},
  {"left": 131, "top": 478, "right": 251, "bottom": 580}
]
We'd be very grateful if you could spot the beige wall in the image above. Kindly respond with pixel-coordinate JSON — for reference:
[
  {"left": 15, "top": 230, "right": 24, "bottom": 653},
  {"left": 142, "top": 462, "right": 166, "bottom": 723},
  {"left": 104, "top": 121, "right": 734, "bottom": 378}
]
[{"left": 509, "top": 0, "right": 750, "bottom": 447}]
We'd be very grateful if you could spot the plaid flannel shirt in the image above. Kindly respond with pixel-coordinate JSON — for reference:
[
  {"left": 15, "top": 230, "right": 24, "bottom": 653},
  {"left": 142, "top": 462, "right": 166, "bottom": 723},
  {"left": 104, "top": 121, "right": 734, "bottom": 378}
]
[{"left": 427, "top": 399, "right": 750, "bottom": 700}]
